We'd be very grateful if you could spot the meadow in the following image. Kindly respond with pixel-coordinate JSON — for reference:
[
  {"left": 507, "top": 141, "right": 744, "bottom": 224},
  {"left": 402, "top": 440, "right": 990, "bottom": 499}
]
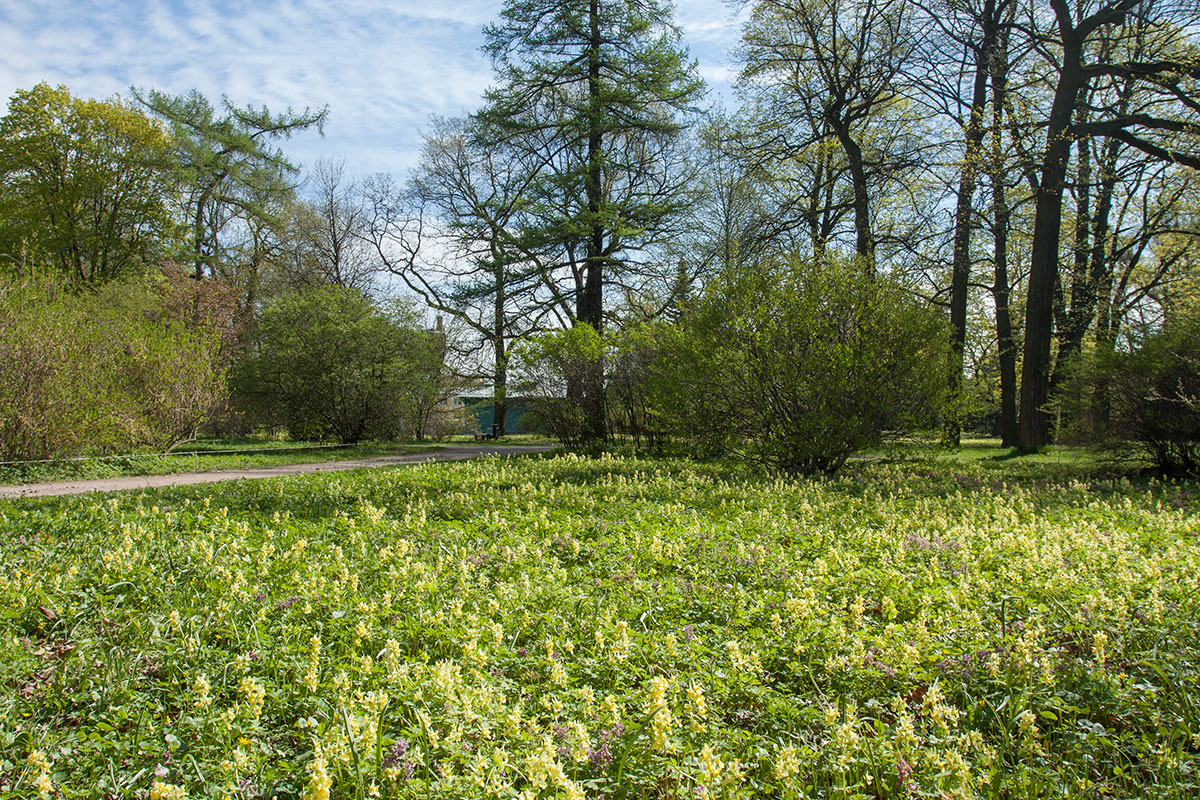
[{"left": 1, "top": 452, "right": 1198, "bottom": 799}]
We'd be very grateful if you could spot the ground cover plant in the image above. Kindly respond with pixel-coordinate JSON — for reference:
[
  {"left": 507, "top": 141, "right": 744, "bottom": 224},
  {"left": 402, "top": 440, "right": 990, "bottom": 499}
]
[{"left": 1, "top": 453, "right": 1198, "bottom": 799}]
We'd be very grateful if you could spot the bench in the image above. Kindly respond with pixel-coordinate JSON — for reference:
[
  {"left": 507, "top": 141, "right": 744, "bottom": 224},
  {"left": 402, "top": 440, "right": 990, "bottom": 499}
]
[{"left": 473, "top": 425, "right": 502, "bottom": 441}]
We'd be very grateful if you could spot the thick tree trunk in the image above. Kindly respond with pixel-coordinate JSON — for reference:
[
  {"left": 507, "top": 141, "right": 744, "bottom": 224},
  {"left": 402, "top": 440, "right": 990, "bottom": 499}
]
[
  {"left": 835, "top": 126, "right": 875, "bottom": 272},
  {"left": 493, "top": 279, "right": 508, "bottom": 437},
  {"left": 1018, "top": 33, "right": 1084, "bottom": 451},
  {"left": 579, "top": 0, "right": 608, "bottom": 443},
  {"left": 1019, "top": 0, "right": 1139, "bottom": 451}
]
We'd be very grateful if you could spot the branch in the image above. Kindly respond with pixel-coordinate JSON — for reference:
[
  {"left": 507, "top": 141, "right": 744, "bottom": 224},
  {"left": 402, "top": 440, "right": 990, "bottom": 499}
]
[
  {"left": 1076, "top": 114, "right": 1200, "bottom": 139},
  {"left": 1104, "top": 130, "right": 1200, "bottom": 170}
]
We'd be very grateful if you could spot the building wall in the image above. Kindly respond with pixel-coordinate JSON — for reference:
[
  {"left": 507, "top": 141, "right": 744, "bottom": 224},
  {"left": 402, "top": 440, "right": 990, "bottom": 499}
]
[{"left": 461, "top": 397, "right": 539, "bottom": 435}]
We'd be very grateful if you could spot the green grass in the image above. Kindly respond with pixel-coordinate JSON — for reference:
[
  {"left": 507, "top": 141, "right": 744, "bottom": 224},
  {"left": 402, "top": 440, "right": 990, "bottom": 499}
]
[
  {"left": 2, "top": 451, "right": 1198, "bottom": 798},
  {"left": 0, "top": 437, "right": 440, "bottom": 486},
  {"left": 444, "top": 434, "right": 557, "bottom": 447}
]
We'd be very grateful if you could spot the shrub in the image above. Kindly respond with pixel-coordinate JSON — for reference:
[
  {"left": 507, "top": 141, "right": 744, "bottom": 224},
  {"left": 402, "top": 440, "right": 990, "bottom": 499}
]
[
  {"left": 235, "top": 287, "right": 448, "bottom": 443},
  {"left": 670, "top": 256, "right": 951, "bottom": 473},
  {"left": 0, "top": 276, "right": 229, "bottom": 460},
  {"left": 605, "top": 322, "right": 678, "bottom": 450},
  {"left": 1061, "top": 316, "right": 1200, "bottom": 475},
  {"left": 512, "top": 325, "right": 606, "bottom": 448}
]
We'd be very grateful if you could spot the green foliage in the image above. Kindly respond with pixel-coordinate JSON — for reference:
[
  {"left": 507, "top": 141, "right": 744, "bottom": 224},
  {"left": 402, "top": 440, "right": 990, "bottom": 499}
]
[
  {"left": 478, "top": 0, "right": 705, "bottom": 444},
  {"left": 480, "top": 0, "right": 704, "bottom": 237},
  {"left": 3, "top": 455, "right": 1199, "bottom": 798},
  {"left": 512, "top": 324, "right": 607, "bottom": 448},
  {"left": 0, "top": 83, "right": 180, "bottom": 284},
  {"left": 1062, "top": 315, "right": 1200, "bottom": 475},
  {"left": 236, "top": 287, "right": 446, "bottom": 443},
  {"left": 0, "top": 276, "right": 229, "bottom": 460},
  {"left": 604, "top": 321, "right": 680, "bottom": 450},
  {"left": 132, "top": 87, "right": 327, "bottom": 281},
  {"left": 671, "top": 256, "right": 951, "bottom": 473}
]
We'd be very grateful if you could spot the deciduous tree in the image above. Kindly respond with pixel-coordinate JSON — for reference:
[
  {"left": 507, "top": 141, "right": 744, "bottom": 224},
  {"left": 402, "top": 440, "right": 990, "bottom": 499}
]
[
  {"left": 0, "top": 83, "right": 178, "bottom": 285},
  {"left": 478, "top": 0, "right": 704, "bottom": 441}
]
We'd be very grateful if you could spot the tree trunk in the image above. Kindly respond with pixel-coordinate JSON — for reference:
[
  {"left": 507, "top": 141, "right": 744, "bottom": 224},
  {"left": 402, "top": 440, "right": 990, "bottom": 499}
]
[
  {"left": 1019, "top": 0, "right": 1140, "bottom": 451},
  {"left": 579, "top": 0, "right": 608, "bottom": 443},
  {"left": 493, "top": 278, "right": 508, "bottom": 437},
  {"left": 835, "top": 125, "right": 875, "bottom": 272},
  {"left": 1018, "top": 24, "right": 1084, "bottom": 451},
  {"left": 946, "top": 23, "right": 993, "bottom": 446},
  {"left": 1048, "top": 129, "right": 1093, "bottom": 402},
  {"left": 988, "top": 10, "right": 1018, "bottom": 448}
]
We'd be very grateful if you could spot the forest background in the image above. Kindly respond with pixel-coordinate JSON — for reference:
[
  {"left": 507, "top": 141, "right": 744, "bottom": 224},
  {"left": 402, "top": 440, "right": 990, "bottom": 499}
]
[{"left": 1, "top": 0, "right": 1199, "bottom": 474}]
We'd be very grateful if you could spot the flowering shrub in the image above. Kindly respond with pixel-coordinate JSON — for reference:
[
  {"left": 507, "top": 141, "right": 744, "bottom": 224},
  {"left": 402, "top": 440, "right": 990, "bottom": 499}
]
[{"left": 1, "top": 455, "right": 1198, "bottom": 798}]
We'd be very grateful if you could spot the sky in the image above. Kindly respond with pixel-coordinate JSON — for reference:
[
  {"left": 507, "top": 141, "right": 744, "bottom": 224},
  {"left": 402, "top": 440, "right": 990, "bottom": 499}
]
[{"left": 0, "top": 1, "right": 747, "bottom": 181}]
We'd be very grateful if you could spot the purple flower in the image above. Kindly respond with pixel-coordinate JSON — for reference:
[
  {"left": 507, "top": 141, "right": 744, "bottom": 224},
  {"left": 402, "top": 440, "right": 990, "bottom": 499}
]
[
  {"left": 897, "top": 755, "right": 915, "bottom": 795},
  {"left": 588, "top": 724, "right": 624, "bottom": 772},
  {"left": 384, "top": 738, "right": 410, "bottom": 768}
]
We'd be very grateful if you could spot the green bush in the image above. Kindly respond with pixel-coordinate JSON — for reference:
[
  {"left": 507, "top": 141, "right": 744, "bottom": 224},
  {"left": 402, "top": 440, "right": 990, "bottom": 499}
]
[
  {"left": 668, "top": 256, "right": 951, "bottom": 473},
  {"left": 605, "top": 322, "right": 679, "bottom": 450},
  {"left": 235, "top": 287, "right": 448, "bottom": 443},
  {"left": 0, "top": 277, "right": 229, "bottom": 460},
  {"left": 1062, "top": 316, "right": 1200, "bottom": 475},
  {"left": 512, "top": 325, "right": 606, "bottom": 448}
]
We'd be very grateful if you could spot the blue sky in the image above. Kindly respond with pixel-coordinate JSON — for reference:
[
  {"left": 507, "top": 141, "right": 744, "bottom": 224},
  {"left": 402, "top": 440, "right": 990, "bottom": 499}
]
[{"left": 0, "top": 1, "right": 745, "bottom": 179}]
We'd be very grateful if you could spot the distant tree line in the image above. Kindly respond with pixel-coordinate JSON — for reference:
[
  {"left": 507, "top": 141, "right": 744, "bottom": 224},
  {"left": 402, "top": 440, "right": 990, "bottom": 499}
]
[
  {"left": 2, "top": 0, "right": 1198, "bottom": 472},
  {"left": 389, "top": 0, "right": 1200, "bottom": 471},
  {"left": 0, "top": 84, "right": 460, "bottom": 459}
]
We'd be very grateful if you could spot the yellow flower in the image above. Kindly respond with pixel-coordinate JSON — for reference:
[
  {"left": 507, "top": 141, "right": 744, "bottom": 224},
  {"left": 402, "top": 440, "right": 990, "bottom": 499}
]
[
  {"left": 306, "top": 753, "right": 331, "bottom": 800},
  {"left": 774, "top": 745, "right": 800, "bottom": 781},
  {"left": 698, "top": 744, "right": 724, "bottom": 787},
  {"left": 149, "top": 780, "right": 188, "bottom": 800}
]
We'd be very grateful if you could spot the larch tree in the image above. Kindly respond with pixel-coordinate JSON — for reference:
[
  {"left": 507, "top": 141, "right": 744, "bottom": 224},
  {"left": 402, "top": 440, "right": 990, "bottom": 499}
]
[
  {"left": 133, "top": 88, "right": 327, "bottom": 282},
  {"left": 477, "top": 0, "right": 704, "bottom": 441}
]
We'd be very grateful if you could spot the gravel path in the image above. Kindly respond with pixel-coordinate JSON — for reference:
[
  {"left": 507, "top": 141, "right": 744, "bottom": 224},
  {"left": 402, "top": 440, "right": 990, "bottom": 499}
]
[{"left": 0, "top": 445, "right": 556, "bottom": 499}]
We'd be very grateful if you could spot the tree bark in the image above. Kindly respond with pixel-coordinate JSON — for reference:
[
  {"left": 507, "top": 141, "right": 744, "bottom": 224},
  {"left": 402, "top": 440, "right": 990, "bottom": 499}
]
[
  {"left": 835, "top": 125, "right": 875, "bottom": 272},
  {"left": 579, "top": 0, "right": 608, "bottom": 443},
  {"left": 493, "top": 274, "right": 508, "bottom": 436},
  {"left": 988, "top": 5, "right": 1018, "bottom": 447},
  {"left": 1018, "top": 6, "right": 1085, "bottom": 451},
  {"left": 946, "top": 12, "right": 994, "bottom": 446},
  {"left": 1018, "top": 0, "right": 1140, "bottom": 451}
]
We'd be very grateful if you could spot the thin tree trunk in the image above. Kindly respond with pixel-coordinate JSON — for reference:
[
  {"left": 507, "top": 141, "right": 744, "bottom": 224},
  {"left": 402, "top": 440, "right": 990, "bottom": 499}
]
[
  {"left": 946, "top": 22, "right": 993, "bottom": 446},
  {"left": 1049, "top": 128, "right": 1093, "bottom": 402},
  {"left": 989, "top": 2, "right": 1018, "bottom": 447}
]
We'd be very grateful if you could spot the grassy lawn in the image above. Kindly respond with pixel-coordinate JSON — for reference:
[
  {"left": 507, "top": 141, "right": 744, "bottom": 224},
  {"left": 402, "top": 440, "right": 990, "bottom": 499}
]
[
  {"left": 0, "top": 437, "right": 444, "bottom": 487},
  {"left": 1, "top": 451, "right": 1197, "bottom": 798}
]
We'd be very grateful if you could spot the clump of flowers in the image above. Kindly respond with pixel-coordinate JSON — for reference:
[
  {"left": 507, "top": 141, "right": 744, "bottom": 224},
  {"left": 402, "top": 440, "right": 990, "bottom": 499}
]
[{"left": 646, "top": 675, "right": 676, "bottom": 753}]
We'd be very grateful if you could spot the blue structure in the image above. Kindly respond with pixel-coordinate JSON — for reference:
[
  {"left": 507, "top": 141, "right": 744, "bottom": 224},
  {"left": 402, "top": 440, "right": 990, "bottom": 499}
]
[{"left": 461, "top": 397, "right": 538, "bottom": 435}]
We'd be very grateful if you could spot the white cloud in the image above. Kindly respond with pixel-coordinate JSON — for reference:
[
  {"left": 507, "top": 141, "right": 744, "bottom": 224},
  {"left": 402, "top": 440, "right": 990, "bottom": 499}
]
[{"left": 0, "top": 0, "right": 742, "bottom": 176}]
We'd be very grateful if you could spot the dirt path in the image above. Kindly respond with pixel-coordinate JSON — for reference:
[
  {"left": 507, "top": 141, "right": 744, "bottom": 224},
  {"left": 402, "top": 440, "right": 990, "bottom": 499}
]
[{"left": 0, "top": 445, "right": 557, "bottom": 499}]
